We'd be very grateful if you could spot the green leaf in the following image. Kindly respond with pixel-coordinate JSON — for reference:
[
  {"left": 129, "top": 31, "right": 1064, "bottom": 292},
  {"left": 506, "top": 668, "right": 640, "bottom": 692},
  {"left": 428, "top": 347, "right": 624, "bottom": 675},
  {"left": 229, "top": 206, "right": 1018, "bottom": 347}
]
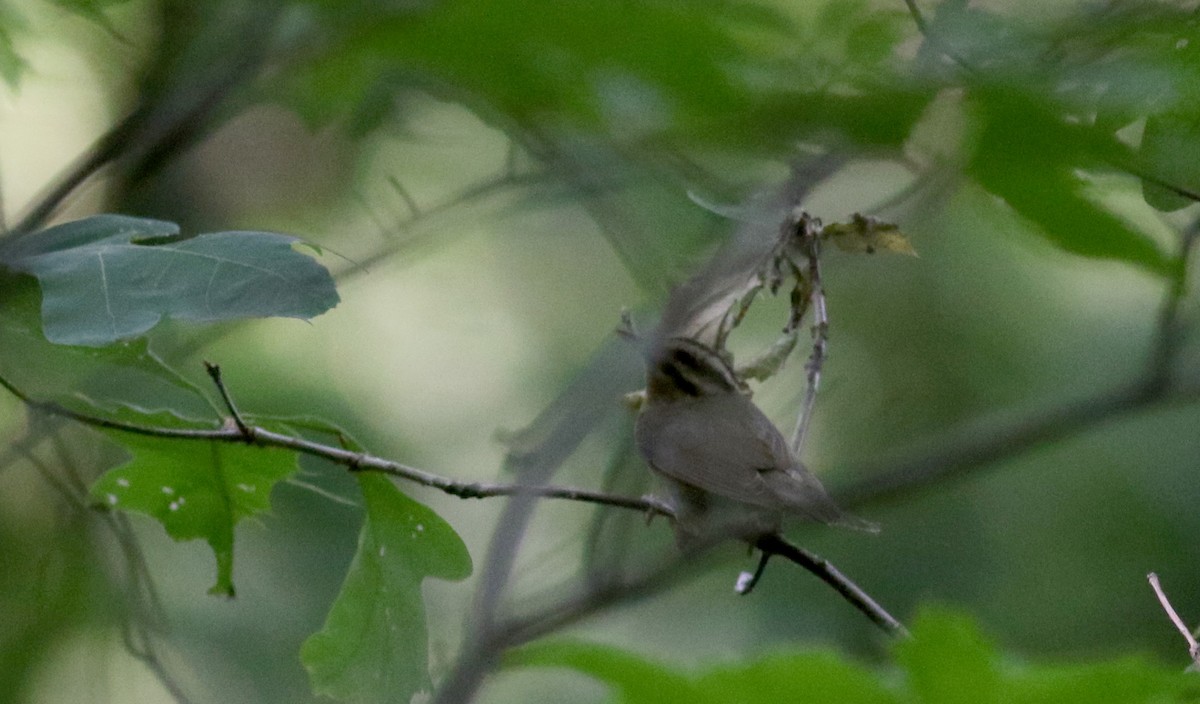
[
  {"left": 90, "top": 434, "right": 298, "bottom": 595},
  {"left": 698, "top": 651, "right": 898, "bottom": 704},
  {"left": 0, "top": 215, "right": 339, "bottom": 346},
  {"left": 287, "top": 0, "right": 751, "bottom": 138},
  {"left": 0, "top": 271, "right": 218, "bottom": 422},
  {"left": 845, "top": 15, "right": 905, "bottom": 68},
  {"left": 48, "top": 0, "right": 127, "bottom": 36},
  {"left": 895, "top": 607, "right": 1193, "bottom": 703},
  {"left": 506, "top": 640, "right": 704, "bottom": 704},
  {"left": 894, "top": 607, "right": 1001, "bottom": 704},
  {"left": 1140, "top": 113, "right": 1200, "bottom": 212},
  {"left": 301, "top": 474, "right": 472, "bottom": 704},
  {"left": 719, "top": 89, "right": 931, "bottom": 152},
  {"left": 508, "top": 610, "right": 1193, "bottom": 704},
  {"left": 916, "top": 1, "right": 1039, "bottom": 76},
  {"left": 507, "top": 643, "right": 899, "bottom": 704},
  {"left": 48, "top": 0, "right": 129, "bottom": 18},
  {"left": 0, "top": 24, "right": 23, "bottom": 87},
  {"left": 1006, "top": 656, "right": 1188, "bottom": 704},
  {"left": 968, "top": 94, "right": 1171, "bottom": 275}
]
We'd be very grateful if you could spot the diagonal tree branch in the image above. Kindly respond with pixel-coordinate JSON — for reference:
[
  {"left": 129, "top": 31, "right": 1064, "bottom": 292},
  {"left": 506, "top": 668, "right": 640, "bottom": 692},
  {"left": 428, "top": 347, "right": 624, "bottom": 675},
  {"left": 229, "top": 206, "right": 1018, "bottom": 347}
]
[
  {"left": 755, "top": 534, "right": 909, "bottom": 637},
  {"left": 839, "top": 217, "right": 1200, "bottom": 509}
]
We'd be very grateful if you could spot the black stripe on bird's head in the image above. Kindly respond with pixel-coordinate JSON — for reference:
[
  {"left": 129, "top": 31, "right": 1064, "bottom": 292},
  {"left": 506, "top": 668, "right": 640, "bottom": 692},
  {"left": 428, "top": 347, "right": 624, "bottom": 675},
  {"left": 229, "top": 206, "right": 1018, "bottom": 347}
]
[{"left": 646, "top": 337, "right": 744, "bottom": 400}]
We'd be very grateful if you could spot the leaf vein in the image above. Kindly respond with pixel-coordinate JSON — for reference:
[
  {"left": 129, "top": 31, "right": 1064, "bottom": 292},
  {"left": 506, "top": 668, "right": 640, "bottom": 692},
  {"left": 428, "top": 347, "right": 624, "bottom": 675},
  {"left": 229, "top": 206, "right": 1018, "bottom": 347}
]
[{"left": 97, "top": 250, "right": 117, "bottom": 337}]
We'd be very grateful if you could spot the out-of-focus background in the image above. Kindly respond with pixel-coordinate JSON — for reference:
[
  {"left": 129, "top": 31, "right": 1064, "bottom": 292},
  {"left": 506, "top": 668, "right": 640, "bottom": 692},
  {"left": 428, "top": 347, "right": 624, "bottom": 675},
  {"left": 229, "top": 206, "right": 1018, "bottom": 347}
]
[{"left": 2, "top": 0, "right": 1200, "bottom": 702}]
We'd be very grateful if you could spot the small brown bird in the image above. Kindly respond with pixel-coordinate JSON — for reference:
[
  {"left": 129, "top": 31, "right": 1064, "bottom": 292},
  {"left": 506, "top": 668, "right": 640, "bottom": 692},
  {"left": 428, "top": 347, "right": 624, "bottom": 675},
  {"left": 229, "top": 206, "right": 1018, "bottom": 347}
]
[{"left": 634, "top": 337, "right": 872, "bottom": 542}]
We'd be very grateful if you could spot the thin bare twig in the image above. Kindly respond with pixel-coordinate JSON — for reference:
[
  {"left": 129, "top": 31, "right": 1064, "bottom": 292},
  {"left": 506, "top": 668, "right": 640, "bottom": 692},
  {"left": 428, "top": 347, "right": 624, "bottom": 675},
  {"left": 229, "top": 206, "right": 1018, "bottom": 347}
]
[
  {"left": 489, "top": 545, "right": 705, "bottom": 653},
  {"left": 1147, "top": 572, "right": 1200, "bottom": 666},
  {"left": 165, "top": 169, "right": 553, "bottom": 365},
  {"left": 8, "top": 108, "right": 146, "bottom": 236},
  {"left": 8, "top": 4, "right": 284, "bottom": 236},
  {"left": 387, "top": 175, "right": 422, "bottom": 220},
  {"left": 15, "top": 433, "right": 193, "bottom": 704},
  {"left": 902, "top": 0, "right": 929, "bottom": 36},
  {"left": 791, "top": 213, "right": 828, "bottom": 456},
  {"left": 490, "top": 532, "right": 795, "bottom": 655},
  {"left": 11, "top": 57, "right": 258, "bottom": 236},
  {"left": 756, "top": 534, "right": 909, "bottom": 637},
  {"left": 488, "top": 528, "right": 908, "bottom": 663},
  {"left": 45, "top": 431, "right": 168, "bottom": 626},
  {"left": 0, "top": 369, "right": 675, "bottom": 517},
  {"left": 335, "top": 171, "right": 555, "bottom": 279},
  {"left": 1148, "top": 220, "right": 1200, "bottom": 390},
  {"left": 839, "top": 382, "right": 1143, "bottom": 507},
  {"left": 203, "top": 362, "right": 250, "bottom": 437}
]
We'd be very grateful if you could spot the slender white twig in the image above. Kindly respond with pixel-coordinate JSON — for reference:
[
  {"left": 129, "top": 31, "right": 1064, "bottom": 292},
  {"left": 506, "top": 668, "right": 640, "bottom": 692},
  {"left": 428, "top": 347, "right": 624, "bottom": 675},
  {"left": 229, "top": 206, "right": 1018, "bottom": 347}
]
[{"left": 1147, "top": 572, "right": 1200, "bottom": 666}]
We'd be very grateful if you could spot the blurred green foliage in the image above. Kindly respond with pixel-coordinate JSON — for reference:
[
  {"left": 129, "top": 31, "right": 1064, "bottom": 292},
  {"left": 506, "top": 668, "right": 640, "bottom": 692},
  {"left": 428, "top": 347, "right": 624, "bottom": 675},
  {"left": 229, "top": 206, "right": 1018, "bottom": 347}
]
[
  {"left": 2, "top": 0, "right": 1200, "bottom": 702},
  {"left": 508, "top": 608, "right": 1197, "bottom": 703}
]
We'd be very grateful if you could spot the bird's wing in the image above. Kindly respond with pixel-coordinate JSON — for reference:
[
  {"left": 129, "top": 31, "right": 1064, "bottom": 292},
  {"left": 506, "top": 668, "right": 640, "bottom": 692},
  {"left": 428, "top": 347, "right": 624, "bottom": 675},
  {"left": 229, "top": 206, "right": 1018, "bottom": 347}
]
[
  {"left": 636, "top": 395, "right": 870, "bottom": 529},
  {"left": 746, "top": 406, "right": 876, "bottom": 530},
  {"left": 636, "top": 398, "right": 779, "bottom": 508},
  {"left": 636, "top": 395, "right": 809, "bottom": 509}
]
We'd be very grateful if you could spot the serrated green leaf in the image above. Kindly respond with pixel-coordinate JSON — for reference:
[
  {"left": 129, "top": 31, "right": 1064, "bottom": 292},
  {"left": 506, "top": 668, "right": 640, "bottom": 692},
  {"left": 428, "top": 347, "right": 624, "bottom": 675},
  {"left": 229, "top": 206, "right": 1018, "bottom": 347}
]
[
  {"left": 0, "top": 271, "right": 218, "bottom": 422},
  {"left": 301, "top": 473, "right": 471, "bottom": 704},
  {"left": 0, "top": 214, "right": 339, "bottom": 346},
  {"left": 894, "top": 606, "right": 1001, "bottom": 704},
  {"left": 506, "top": 640, "right": 704, "bottom": 704},
  {"left": 90, "top": 434, "right": 298, "bottom": 595}
]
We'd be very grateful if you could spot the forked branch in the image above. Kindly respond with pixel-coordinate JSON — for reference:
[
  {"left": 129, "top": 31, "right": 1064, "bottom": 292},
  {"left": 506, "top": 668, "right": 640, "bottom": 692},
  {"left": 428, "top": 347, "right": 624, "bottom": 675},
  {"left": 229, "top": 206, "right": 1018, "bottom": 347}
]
[{"left": 0, "top": 363, "right": 903, "bottom": 636}]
